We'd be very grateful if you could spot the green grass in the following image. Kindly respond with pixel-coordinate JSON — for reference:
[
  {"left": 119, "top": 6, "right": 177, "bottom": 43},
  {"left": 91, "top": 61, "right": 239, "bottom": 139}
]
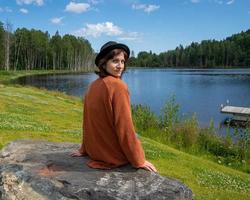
[
  {"left": 143, "top": 139, "right": 250, "bottom": 199},
  {"left": 0, "top": 69, "right": 90, "bottom": 84},
  {"left": 0, "top": 70, "right": 53, "bottom": 83},
  {"left": 0, "top": 71, "right": 250, "bottom": 199}
]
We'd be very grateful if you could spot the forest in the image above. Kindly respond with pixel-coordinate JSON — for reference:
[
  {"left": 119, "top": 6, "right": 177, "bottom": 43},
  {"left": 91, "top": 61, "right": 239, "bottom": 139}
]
[
  {"left": 128, "top": 29, "right": 250, "bottom": 68},
  {"left": 0, "top": 20, "right": 250, "bottom": 70},
  {"left": 0, "top": 21, "right": 95, "bottom": 71}
]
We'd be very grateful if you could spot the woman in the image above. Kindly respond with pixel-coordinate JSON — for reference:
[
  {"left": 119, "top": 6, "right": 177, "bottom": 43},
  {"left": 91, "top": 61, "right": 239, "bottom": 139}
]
[{"left": 71, "top": 41, "right": 157, "bottom": 172}]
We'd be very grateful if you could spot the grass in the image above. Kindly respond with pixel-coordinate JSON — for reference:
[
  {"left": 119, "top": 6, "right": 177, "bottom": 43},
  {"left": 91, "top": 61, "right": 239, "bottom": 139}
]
[
  {"left": 0, "top": 85, "right": 82, "bottom": 148},
  {"left": 0, "top": 71, "right": 250, "bottom": 199},
  {"left": 0, "top": 69, "right": 91, "bottom": 84},
  {"left": 143, "top": 139, "right": 250, "bottom": 199},
  {"left": 0, "top": 70, "right": 54, "bottom": 83}
]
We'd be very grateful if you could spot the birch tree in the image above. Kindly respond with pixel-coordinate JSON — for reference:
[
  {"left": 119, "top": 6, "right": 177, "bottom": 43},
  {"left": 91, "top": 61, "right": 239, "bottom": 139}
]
[
  {"left": 0, "top": 21, "right": 4, "bottom": 69},
  {"left": 4, "top": 21, "right": 12, "bottom": 71}
]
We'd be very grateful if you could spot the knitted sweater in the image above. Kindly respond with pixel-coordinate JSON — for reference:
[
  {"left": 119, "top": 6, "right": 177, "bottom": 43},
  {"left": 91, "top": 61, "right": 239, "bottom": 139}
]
[{"left": 79, "top": 75, "right": 145, "bottom": 169}]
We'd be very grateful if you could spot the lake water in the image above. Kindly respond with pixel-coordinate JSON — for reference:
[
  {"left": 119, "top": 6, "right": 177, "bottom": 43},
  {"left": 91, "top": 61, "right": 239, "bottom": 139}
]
[{"left": 14, "top": 68, "right": 250, "bottom": 131}]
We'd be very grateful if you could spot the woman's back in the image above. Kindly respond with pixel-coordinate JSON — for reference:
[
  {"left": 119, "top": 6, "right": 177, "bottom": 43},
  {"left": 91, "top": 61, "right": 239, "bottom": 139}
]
[
  {"left": 84, "top": 76, "right": 132, "bottom": 168},
  {"left": 71, "top": 41, "right": 156, "bottom": 172}
]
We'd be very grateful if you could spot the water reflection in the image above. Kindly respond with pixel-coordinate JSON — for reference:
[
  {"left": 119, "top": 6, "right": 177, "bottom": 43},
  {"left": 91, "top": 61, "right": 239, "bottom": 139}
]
[{"left": 13, "top": 69, "right": 250, "bottom": 131}]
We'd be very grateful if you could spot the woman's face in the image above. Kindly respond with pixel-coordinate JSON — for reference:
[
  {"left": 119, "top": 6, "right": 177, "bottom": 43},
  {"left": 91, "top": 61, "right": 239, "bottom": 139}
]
[{"left": 104, "top": 52, "right": 125, "bottom": 78}]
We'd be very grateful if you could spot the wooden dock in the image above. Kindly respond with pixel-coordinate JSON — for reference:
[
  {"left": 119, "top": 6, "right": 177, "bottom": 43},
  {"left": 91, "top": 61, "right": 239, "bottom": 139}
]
[{"left": 220, "top": 106, "right": 250, "bottom": 121}]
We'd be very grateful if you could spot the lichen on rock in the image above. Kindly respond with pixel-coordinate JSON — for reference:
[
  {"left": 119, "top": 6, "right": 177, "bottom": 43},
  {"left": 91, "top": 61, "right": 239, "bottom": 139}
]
[{"left": 0, "top": 140, "right": 193, "bottom": 200}]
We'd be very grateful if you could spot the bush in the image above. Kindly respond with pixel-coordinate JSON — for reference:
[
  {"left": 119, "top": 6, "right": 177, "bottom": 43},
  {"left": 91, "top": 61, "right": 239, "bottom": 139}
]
[
  {"left": 131, "top": 98, "right": 250, "bottom": 173},
  {"left": 132, "top": 104, "right": 158, "bottom": 131},
  {"left": 173, "top": 115, "right": 199, "bottom": 149},
  {"left": 159, "top": 95, "right": 180, "bottom": 131}
]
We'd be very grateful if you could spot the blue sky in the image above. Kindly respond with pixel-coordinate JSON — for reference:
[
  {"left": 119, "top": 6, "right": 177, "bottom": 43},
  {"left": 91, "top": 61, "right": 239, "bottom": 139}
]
[{"left": 0, "top": 0, "right": 249, "bottom": 55}]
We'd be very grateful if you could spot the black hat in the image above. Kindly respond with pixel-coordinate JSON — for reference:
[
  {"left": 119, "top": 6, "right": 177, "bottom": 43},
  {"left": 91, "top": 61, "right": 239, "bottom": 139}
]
[{"left": 95, "top": 41, "right": 130, "bottom": 66}]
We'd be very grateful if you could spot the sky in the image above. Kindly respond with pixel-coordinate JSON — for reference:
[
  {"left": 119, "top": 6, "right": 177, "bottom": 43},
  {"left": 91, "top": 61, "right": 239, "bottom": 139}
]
[{"left": 0, "top": 0, "right": 250, "bottom": 55}]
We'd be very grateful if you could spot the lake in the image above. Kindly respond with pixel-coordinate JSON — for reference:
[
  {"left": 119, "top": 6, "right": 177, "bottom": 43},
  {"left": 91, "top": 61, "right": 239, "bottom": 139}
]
[{"left": 14, "top": 68, "right": 250, "bottom": 131}]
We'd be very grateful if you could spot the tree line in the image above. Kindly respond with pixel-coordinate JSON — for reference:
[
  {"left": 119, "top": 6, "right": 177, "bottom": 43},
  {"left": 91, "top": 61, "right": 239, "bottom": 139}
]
[
  {"left": 128, "top": 29, "right": 250, "bottom": 68},
  {"left": 0, "top": 21, "right": 95, "bottom": 71},
  {"left": 1, "top": 20, "right": 250, "bottom": 70}
]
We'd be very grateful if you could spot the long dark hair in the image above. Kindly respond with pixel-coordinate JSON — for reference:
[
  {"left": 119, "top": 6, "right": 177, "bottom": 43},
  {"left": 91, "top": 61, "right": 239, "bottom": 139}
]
[{"left": 95, "top": 49, "right": 128, "bottom": 78}]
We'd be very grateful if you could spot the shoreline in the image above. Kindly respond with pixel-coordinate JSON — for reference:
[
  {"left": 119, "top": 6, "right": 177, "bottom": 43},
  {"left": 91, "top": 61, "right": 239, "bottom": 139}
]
[
  {"left": 1, "top": 70, "right": 250, "bottom": 199},
  {"left": 0, "top": 70, "right": 94, "bottom": 84}
]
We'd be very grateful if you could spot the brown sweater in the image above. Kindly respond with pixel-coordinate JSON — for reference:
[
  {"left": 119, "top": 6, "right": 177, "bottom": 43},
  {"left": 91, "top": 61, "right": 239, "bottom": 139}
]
[{"left": 79, "top": 75, "right": 145, "bottom": 169}]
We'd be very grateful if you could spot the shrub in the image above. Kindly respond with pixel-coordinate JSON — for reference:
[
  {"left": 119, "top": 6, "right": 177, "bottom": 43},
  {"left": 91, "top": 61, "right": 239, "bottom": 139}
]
[
  {"left": 131, "top": 98, "right": 250, "bottom": 173},
  {"left": 172, "top": 115, "right": 199, "bottom": 149},
  {"left": 159, "top": 95, "right": 180, "bottom": 132},
  {"left": 131, "top": 104, "right": 158, "bottom": 131}
]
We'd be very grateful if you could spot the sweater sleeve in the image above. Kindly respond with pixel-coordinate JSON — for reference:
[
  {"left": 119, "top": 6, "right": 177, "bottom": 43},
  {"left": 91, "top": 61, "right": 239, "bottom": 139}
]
[
  {"left": 79, "top": 142, "right": 87, "bottom": 155},
  {"left": 79, "top": 98, "right": 87, "bottom": 156},
  {"left": 112, "top": 83, "right": 145, "bottom": 168}
]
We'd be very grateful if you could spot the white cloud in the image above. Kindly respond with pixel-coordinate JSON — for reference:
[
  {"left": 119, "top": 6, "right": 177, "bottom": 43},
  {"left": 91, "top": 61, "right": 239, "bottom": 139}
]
[
  {"left": 214, "top": 0, "right": 223, "bottom": 4},
  {"left": 73, "top": 22, "right": 142, "bottom": 42},
  {"left": 132, "top": 4, "right": 160, "bottom": 13},
  {"left": 16, "top": 0, "right": 44, "bottom": 6},
  {"left": 213, "top": 0, "right": 235, "bottom": 5},
  {"left": 74, "top": 22, "right": 123, "bottom": 37},
  {"left": 65, "top": 2, "right": 90, "bottom": 13},
  {"left": 6, "top": 7, "right": 12, "bottom": 12},
  {"left": 190, "top": 0, "right": 200, "bottom": 3},
  {"left": 88, "top": 0, "right": 101, "bottom": 5},
  {"left": 132, "top": 4, "right": 145, "bottom": 10},
  {"left": 118, "top": 32, "right": 141, "bottom": 41},
  {"left": 0, "top": 7, "right": 12, "bottom": 13},
  {"left": 145, "top": 5, "right": 160, "bottom": 13},
  {"left": 20, "top": 8, "right": 28, "bottom": 14},
  {"left": 50, "top": 17, "right": 64, "bottom": 25},
  {"left": 226, "top": 0, "right": 234, "bottom": 5}
]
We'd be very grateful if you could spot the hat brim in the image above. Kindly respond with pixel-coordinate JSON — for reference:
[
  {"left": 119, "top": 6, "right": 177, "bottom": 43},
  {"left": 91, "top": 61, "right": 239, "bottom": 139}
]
[{"left": 95, "top": 43, "right": 130, "bottom": 66}]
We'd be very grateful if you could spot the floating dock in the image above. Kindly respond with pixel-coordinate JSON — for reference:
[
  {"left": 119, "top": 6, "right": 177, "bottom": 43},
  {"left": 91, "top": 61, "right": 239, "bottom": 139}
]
[{"left": 220, "top": 105, "right": 250, "bottom": 122}]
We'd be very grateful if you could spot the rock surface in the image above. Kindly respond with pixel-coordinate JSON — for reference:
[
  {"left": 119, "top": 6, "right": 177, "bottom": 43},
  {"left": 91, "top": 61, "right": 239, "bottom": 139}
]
[{"left": 0, "top": 140, "right": 193, "bottom": 200}]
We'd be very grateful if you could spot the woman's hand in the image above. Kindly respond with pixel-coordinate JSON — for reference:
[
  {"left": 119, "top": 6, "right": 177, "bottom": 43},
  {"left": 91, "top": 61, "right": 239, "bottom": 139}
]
[
  {"left": 141, "top": 160, "right": 157, "bottom": 172},
  {"left": 70, "top": 149, "right": 84, "bottom": 157}
]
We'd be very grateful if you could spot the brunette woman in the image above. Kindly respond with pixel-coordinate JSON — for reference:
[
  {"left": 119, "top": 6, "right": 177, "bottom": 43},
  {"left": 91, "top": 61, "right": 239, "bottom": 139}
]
[{"left": 71, "top": 41, "right": 157, "bottom": 172}]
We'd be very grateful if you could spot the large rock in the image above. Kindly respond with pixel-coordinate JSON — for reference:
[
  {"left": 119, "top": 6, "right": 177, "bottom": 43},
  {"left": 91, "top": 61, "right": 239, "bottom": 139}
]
[{"left": 0, "top": 140, "right": 193, "bottom": 200}]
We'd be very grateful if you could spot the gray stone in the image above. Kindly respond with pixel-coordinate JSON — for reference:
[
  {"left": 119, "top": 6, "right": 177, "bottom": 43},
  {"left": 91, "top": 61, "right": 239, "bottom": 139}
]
[{"left": 0, "top": 140, "right": 193, "bottom": 200}]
